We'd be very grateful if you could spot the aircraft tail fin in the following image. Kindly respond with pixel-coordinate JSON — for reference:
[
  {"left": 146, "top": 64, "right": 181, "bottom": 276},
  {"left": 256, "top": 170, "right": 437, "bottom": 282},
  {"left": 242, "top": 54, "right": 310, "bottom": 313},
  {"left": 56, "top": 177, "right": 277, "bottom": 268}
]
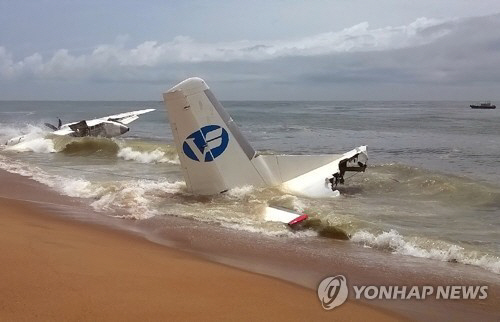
[{"left": 163, "top": 77, "right": 265, "bottom": 195}]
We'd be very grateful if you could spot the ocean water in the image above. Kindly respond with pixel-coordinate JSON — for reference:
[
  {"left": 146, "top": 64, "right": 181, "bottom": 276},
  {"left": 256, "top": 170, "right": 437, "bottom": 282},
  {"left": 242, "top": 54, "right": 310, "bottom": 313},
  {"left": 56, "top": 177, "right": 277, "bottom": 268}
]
[{"left": 0, "top": 100, "right": 499, "bottom": 274}]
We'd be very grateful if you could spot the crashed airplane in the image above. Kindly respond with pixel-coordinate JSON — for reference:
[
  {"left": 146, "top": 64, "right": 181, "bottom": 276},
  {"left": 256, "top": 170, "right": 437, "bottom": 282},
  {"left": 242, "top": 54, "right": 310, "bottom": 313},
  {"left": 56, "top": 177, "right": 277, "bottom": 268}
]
[
  {"left": 163, "top": 77, "right": 368, "bottom": 226},
  {"left": 5, "top": 109, "right": 155, "bottom": 146}
]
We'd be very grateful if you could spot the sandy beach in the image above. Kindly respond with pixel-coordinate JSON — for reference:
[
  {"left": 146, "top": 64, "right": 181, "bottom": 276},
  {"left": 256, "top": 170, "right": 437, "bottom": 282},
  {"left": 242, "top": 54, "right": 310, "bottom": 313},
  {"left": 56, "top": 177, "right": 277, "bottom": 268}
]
[{"left": 0, "top": 170, "right": 400, "bottom": 321}]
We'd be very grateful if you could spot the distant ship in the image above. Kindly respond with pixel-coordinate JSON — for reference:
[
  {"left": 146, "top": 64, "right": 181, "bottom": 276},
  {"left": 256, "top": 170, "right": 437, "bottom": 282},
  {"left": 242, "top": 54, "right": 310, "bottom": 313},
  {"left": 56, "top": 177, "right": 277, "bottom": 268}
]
[{"left": 470, "top": 102, "right": 496, "bottom": 109}]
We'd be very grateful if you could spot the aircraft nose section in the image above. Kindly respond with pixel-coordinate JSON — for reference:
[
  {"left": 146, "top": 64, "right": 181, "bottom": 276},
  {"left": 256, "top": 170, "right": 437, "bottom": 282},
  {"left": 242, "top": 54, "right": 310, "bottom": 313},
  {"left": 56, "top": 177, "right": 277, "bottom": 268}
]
[{"left": 120, "top": 125, "right": 130, "bottom": 135}]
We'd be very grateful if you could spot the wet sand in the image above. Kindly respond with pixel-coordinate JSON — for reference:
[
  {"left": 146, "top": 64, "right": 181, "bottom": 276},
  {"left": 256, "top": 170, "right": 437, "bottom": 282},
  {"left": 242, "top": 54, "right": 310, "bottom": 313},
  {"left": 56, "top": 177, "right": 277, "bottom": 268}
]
[{"left": 0, "top": 170, "right": 399, "bottom": 321}]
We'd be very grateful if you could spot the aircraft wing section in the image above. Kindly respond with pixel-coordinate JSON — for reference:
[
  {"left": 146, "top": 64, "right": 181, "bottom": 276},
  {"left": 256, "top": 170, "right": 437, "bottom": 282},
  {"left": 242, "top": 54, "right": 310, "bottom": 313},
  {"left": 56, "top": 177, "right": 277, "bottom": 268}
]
[
  {"left": 106, "top": 108, "right": 155, "bottom": 124},
  {"left": 263, "top": 206, "right": 308, "bottom": 227},
  {"left": 115, "top": 115, "right": 139, "bottom": 124},
  {"left": 164, "top": 78, "right": 265, "bottom": 195},
  {"left": 252, "top": 154, "right": 343, "bottom": 185}
]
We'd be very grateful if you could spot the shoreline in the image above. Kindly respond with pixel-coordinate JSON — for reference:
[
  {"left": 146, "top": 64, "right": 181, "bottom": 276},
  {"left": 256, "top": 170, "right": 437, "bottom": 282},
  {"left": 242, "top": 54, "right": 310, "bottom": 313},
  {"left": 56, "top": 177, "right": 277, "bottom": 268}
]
[
  {"left": 0, "top": 170, "right": 398, "bottom": 320},
  {"left": 1, "top": 169, "right": 499, "bottom": 320}
]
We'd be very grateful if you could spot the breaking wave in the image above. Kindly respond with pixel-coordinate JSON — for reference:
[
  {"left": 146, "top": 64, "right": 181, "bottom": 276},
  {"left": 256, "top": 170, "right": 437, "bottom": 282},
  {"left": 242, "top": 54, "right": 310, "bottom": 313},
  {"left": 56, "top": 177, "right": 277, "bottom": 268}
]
[
  {"left": 0, "top": 155, "right": 185, "bottom": 219},
  {"left": 90, "top": 179, "right": 186, "bottom": 219},
  {"left": 117, "top": 146, "right": 179, "bottom": 164},
  {"left": 219, "top": 221, "right": 318, "bottom": 238},
  {"left": 59, "top": 137, "right": 120, "bottom": 156},
  {"left": 1, "top": 123, "right": 180, "bottom": 164},
  {"left": 115, "top": 141, "right": 179, "bottom": 164},
  {"left": 351, "top": 229, "right": 500, "bottom": 274}
]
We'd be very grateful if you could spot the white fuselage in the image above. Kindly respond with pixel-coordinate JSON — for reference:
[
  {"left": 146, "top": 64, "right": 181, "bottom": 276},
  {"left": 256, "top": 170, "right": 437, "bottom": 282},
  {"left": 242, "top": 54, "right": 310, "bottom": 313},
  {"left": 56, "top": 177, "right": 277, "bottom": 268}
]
[
  {"left": 58, "top": 120, "right": 129, "bottom": 138},
  {"left": 4, "top": 108, "right": 155, "bottom": 146}
]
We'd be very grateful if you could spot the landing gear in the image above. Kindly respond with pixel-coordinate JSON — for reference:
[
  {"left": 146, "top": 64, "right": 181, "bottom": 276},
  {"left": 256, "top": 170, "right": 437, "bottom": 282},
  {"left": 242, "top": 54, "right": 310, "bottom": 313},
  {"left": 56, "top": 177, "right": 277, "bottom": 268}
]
[{"left": 328, "top": 172, "right": 344, "bottom": 190}]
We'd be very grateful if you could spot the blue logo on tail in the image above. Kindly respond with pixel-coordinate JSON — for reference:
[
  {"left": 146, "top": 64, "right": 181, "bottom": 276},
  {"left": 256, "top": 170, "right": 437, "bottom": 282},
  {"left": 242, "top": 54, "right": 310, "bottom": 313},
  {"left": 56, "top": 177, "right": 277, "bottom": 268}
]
[{"left": 183, "top": 125, "right": 229, "bottom": 162}]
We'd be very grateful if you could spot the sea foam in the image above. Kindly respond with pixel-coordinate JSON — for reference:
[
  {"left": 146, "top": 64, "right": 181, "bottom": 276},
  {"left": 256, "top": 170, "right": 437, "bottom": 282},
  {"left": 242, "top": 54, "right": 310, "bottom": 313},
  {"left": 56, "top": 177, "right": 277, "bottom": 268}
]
[
  {"left": 91, "top": 179, "right": 186, "bottom": 219},
  {"left": 1, "top": 124, "right": 55, "bottom": 153},
  {"left": 0, "top": 155, "right": 99, "bottom": 198}
]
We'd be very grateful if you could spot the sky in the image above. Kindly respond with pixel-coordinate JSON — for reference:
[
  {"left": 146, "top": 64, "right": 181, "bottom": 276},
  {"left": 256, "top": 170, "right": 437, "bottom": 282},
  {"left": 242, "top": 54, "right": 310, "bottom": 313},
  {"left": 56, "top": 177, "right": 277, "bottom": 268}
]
[{"left": 1, "top": 0, "right": 500, "bottom": 100}]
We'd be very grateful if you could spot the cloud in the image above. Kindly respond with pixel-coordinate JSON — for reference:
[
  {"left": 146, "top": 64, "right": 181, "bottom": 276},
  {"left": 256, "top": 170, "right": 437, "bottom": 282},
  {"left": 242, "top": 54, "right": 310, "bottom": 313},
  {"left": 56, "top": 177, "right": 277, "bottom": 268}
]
[
  {"left": 0, "top": 17, "right": 454, "bottom": 81},
  {"left": 1, "top": 14, "right": 500, "bottom": 100}
]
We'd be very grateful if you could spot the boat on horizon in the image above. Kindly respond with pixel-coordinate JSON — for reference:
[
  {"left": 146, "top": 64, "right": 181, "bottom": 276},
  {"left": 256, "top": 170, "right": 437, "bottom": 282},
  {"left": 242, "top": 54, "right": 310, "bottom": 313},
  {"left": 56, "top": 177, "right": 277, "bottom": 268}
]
[{"left": 470, "top": 101, "right": 496, "bottom": 109}]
